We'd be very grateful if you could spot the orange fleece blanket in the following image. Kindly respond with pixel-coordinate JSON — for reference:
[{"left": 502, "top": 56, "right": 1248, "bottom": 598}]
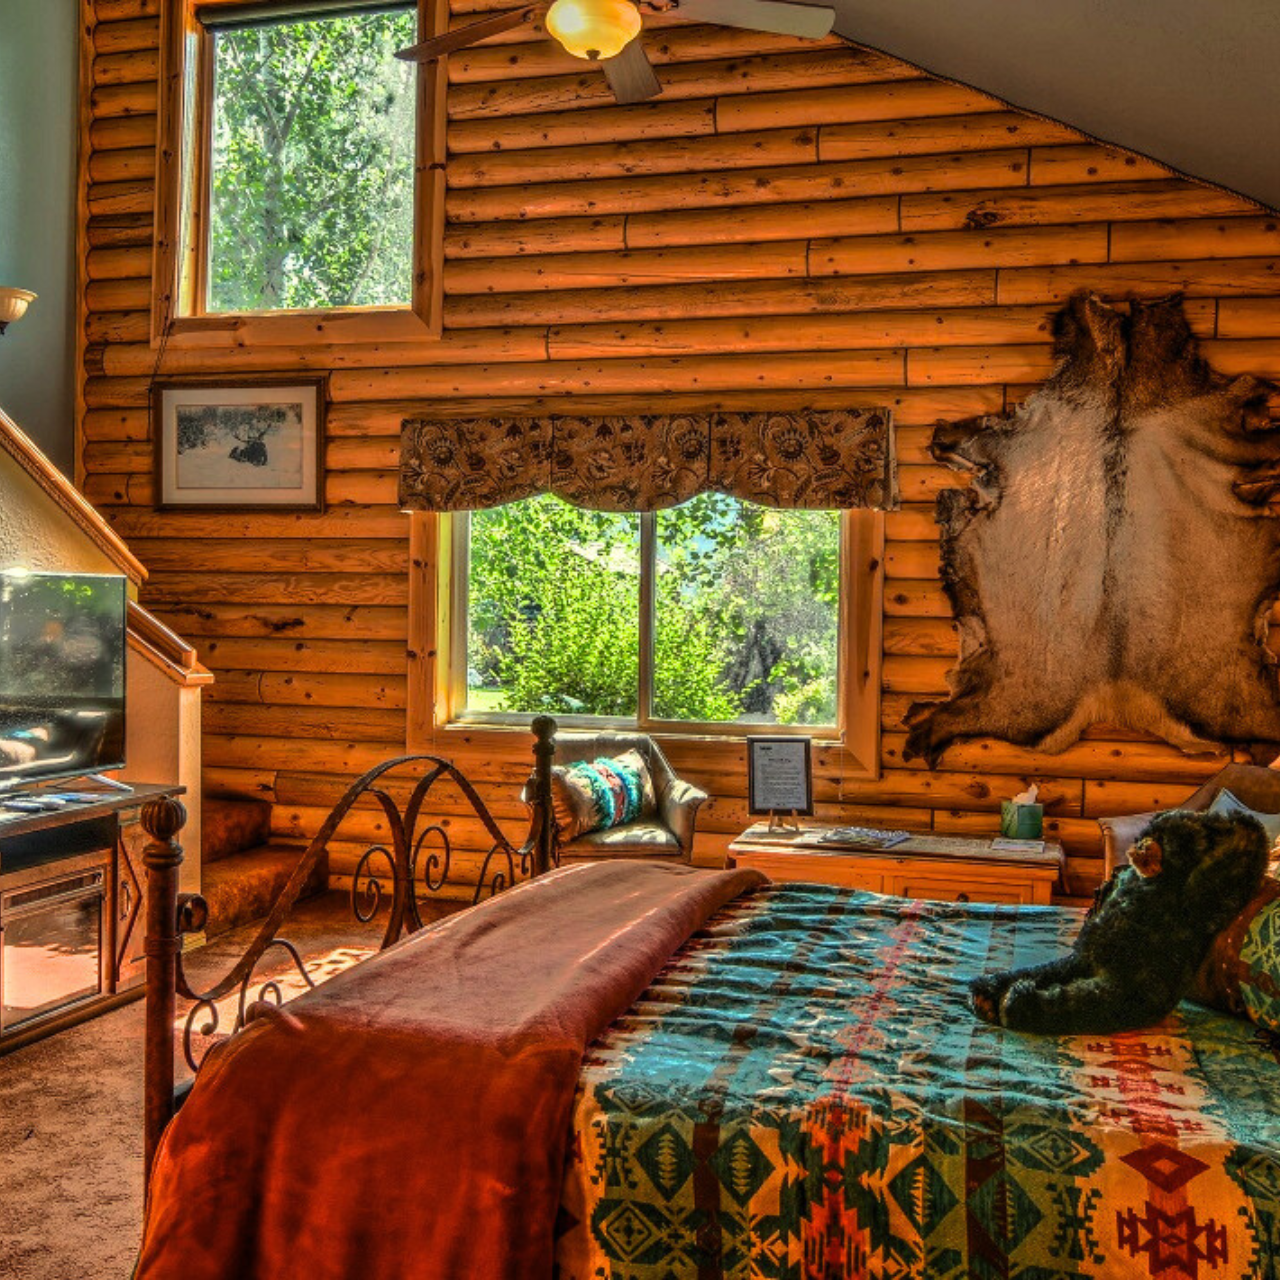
[{"left": 135, "top": 861, "right": 767, "bottom": 1280}]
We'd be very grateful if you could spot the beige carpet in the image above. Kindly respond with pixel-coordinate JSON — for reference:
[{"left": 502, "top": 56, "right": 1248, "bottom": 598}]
[{"left": 0, "top": 892, "right": 457, "bottom": 1280}]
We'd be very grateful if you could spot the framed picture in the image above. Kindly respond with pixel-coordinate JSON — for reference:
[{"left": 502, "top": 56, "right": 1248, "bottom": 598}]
[
  {"left": 747, "top": 736, "right": 814, "bottom": 816},
  {"left": 152, "top": 377, "right": 325, "bottom": 511}
]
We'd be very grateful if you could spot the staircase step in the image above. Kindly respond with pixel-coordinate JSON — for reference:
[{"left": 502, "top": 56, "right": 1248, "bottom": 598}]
[
  {"left": 203, "top": 796, "right": 272, "bottom": 864},
  {"left": 200, "top": 842, "right": 327, "bottom": 938}
]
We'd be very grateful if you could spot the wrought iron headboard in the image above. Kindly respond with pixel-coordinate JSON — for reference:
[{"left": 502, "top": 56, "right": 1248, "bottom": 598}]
[{"left": 140, "top": 714, "right": 558, "bottom": 1182}]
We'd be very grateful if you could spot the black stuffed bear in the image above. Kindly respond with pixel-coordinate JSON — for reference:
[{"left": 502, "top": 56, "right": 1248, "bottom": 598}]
[{"left": 971, "top": 810, "right": 1269, "bottom": 1035}]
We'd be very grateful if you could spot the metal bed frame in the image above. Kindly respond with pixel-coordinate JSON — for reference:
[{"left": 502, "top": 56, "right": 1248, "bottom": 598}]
[{"left": 138, "top": 714, "right": 557, "bottom": 1180}]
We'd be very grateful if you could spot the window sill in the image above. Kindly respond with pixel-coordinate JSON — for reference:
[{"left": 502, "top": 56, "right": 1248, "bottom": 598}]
[
  {"left": 158, "top": 305, "right": 441, "bottom": 349},
  {"left": 430, "top": 718, "right": 879, "bottom": 783},
  {"left": 440, "top": 715, "right": 846, "bottom": 749}
]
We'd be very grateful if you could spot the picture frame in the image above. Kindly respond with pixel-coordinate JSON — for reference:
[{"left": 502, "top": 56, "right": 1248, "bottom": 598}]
[
  {"left": 152, "top": 377, "right": 325, "bottom": 511},
  {"left": 747, "top": 736, "right": 814, "bottom": 817}
]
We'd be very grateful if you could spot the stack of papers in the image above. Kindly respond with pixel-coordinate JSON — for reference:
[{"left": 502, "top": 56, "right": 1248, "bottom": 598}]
[
  {"left": 990, "top": 837, "right": 1047, "bottom": 855},
  {"left": 797, "top": 826, "right": 912, "bottom": 851}
]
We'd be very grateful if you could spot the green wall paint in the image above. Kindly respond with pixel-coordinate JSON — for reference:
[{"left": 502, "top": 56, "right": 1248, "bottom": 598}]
[{"left": 0, "top": 0, "right": 77, "bottom": 473}]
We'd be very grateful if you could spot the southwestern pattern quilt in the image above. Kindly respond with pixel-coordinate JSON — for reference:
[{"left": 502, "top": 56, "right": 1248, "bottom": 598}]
[{"left": 554, "top": 886, "right": 1280, "bottom": 1279}]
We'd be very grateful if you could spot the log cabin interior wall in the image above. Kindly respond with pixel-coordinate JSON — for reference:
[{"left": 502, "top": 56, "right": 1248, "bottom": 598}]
[{"left": 77, "top": 0, "right": 1280, "bottom": 902}]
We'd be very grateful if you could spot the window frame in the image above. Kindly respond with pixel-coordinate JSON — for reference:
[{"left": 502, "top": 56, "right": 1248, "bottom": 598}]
[
  {"left": 153, "top": 0, "right": 446, "bottom": 346},
  {"left": 405, "top": 506, "right": 885, "bottom": 778}
]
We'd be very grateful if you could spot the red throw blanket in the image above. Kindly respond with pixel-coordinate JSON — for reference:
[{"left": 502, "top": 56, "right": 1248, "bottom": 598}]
[{"left": 135, "top": 861, "right": 766, "bottom": 1280}]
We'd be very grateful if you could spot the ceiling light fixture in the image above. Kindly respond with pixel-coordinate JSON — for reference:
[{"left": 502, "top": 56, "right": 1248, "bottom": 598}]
[
  {"left": 0, "top": 287, "right": 36, "bottom": 336},
  {"left": 545, "top": 0, "right": 641, "bottom": 60}
]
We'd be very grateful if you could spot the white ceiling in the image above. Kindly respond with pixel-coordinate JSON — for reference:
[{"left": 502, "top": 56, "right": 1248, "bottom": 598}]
[{"left": 831, "top": 0, "right": 1280, "bottom": 212}]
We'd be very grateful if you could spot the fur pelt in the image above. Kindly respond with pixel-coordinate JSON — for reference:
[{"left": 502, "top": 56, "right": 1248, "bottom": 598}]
[
  {"left": 905, "top": 292, "right": 1280, "bottom": 767},
  {"left": 971, "top": 811, "right": 1268, "bottom": 1036}
]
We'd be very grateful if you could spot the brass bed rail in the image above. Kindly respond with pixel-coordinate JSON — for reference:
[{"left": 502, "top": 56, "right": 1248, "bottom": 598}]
[{"left": 139, "top": 715, "right": 558, "bottom": 1182}]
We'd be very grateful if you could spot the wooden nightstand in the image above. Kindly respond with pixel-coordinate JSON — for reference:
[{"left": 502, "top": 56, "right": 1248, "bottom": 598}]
[{"left": 727, "top": 824, "right": 1064, "bottom": 905}]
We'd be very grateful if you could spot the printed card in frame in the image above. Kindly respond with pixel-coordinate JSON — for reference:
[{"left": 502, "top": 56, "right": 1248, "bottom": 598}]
[
  {"left": 153, "top": 377, "right": 325, "bottom": 511},
  {"left": 747, "top": 736, "right": 814, "bottom": 816}
]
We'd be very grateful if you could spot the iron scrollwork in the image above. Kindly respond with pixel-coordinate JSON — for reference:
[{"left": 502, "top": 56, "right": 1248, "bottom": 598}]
[{"left": 171, "top": 718, "right": 558, "bottom": 1073}]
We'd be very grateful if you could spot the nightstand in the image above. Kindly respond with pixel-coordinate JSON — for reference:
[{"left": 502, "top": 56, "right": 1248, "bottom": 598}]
[{"left": 726, "top": 824, "right": 1064, "bottom": 905}]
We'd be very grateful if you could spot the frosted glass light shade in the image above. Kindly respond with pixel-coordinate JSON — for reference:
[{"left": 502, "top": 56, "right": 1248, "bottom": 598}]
[
  {"left": 545, "top": 0, "right": 641, "bottom": 60},
  {"left": 0, "top": 287, "right": 36, "bottom": 334}
]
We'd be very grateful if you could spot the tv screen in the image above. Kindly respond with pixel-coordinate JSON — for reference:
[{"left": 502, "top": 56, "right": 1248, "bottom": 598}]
[{"left": 0, "top": 571, "right": 127, "bottom": 788}]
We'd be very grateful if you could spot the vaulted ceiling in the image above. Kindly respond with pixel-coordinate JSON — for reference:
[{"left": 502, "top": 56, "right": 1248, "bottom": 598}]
[{"left": 832, "top": 0, "right": 1280, "bottom": 212}]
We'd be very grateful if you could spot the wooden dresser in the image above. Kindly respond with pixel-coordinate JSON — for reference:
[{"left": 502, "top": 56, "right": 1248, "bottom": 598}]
[{"left": 727, "top": 824, "right": 1064, "bottom": 905}]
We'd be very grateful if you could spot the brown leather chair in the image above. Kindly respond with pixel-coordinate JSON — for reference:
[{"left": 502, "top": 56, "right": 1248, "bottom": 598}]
[
  {"left": 1098, "top": 762, "right": 1280, "bottom": 876},
  {"left": 526, "top": 730, "right": 708, "bottom": 865}
]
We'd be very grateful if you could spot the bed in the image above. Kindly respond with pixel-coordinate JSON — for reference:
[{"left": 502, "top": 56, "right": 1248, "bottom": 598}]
[
  {"left": 131, "top": 731, "right": 1280, "bottom": 1279},
  {"left": 556, "top": 885, "right": 1280, "bottom": 1278}
]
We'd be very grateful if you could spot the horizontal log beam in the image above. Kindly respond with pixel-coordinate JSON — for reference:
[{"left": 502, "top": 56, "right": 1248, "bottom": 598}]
[
  {"left": 1028, "top": 144, "right": 1171, "bottom": 186},
  {"left": 997, "top": 256, "right": 1280, "bottom": 304},
  {"left": 447, "top": 46, "right": 913, "bottom": 118},
  {"left": 900, "top": 179, "right": 1257, "bottom": 233},
  {"left": 143, "top": 572, "right": 409, "bottom": 607},
  {"left": 445, "top": 269, "right": 997, "bottom": 327},
  {"left": 148, "top": 602, "right": 405, "bottom": 642},
  {"left": 445, "top": 149, "right": 1030, "bottom": 222},
  {"left": 445, "top": 24, "right": 838, "bottom": 85}
]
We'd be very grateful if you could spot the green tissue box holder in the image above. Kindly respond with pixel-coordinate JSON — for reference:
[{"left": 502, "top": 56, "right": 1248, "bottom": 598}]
[{"left": 1000, "top": 801, "right": 1044, "bottom": 839}]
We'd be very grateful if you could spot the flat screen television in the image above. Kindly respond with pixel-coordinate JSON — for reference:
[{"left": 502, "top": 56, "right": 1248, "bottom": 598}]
[{"left": 0, "top": 571, "right": 128, "bottom": 790}]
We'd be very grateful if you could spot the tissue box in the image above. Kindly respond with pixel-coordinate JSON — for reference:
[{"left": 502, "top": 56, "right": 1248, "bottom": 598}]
[{"left": 1000, "top": 801, "right": 1043, "bottom": 839}]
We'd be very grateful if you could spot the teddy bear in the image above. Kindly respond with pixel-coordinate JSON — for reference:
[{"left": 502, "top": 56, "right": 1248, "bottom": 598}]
[{"left": 971, "top": 810, "right": 1269, "bottom": 1035}]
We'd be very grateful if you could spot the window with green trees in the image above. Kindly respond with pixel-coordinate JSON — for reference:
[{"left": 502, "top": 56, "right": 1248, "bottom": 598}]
[
  {"left": 459, "top": 494, "right": 843, "bottom": 728},
  {"left": 205, "top": 4, "right": 417, "bottom": 313}
]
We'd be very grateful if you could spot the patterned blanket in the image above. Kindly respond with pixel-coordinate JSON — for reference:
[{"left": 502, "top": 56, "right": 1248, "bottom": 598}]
[{"left": 555, "top": 885, "right": 1280, "bottom": 1279}]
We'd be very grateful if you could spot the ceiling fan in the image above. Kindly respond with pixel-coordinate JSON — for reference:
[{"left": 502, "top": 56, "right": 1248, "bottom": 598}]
[{"left": 395, "top": 0, "right": 836, "bottom": 105}]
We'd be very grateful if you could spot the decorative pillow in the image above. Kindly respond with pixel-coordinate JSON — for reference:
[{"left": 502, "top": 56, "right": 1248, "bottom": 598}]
[
  {"left": 1208, "top": 788, "right": 1280, "bottom": 846},
  {"left": 1192, "top": 875, "right": 1280, "bottom": 1026},
  {"left": 550, "top": 749, "right": 656, "bottom": 841}
]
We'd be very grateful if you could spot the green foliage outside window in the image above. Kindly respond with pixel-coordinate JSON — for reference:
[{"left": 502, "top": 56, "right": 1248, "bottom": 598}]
[
  {"left": 207, "top": 7, "right": 416, "bottom": 313},
  {"left": 466, "top": 494, "right": 840, "bottom": 726}
]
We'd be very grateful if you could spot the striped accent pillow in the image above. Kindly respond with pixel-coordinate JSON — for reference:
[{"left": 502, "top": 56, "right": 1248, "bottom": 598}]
[{"left": 551, "top": 749, "right": 656, "bottom": 841}]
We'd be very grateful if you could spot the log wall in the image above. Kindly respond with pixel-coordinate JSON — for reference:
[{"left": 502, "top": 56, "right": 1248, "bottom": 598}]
[{"left": 77, "top": 0, "right": 1280, "bottom": 901}]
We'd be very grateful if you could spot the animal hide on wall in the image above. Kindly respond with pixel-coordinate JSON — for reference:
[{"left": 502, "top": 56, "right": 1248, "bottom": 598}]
[{"left": 904, "top": 292, "right": 1280, "bottom": 766}]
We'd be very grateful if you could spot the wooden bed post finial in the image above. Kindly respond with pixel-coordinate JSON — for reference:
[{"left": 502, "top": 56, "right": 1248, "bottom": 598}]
[
  {"left": 141, "top": 794, "right": 187, "bottom": 1189},
  {"left": 531, "top": 716, "right": 557, "bottom": 877}
]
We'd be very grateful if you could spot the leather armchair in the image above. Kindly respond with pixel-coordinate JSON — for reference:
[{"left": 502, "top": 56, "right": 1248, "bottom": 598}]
[
  {"left": 1099, "top": 762, "right": 1280, "bottom": 876},
  {"left": 524, "top": 730, "right": 708, "bottom": 865}
]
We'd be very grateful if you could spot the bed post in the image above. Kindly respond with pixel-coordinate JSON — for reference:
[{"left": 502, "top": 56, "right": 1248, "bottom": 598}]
[
  {"left": 141, "top": 794, "right": 187, "bottom": 1187},
  {"left": 531, "top": 715, "right": 557, "bottom": 876}
]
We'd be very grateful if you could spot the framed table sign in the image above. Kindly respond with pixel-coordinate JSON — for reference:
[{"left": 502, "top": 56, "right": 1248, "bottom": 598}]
[{"left": 747, "top": 736, "right": 813, "bottom": 823}]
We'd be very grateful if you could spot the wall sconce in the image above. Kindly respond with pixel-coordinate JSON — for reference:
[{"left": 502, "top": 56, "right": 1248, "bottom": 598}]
[{"left": 0, "top": 287, "right": 36, "bottom": 336}]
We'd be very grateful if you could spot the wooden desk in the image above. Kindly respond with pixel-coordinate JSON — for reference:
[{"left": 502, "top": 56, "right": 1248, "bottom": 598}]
[{"left": 727, "top": 824, "right": 1064, "bottom": 905}]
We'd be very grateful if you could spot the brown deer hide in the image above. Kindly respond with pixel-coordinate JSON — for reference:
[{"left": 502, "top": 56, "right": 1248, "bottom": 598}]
[{"left": 904, "top": 293, "right": 1280, "bottom": 766}]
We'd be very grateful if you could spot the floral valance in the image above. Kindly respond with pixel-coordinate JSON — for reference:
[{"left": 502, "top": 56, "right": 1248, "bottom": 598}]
[{"left": 398, "top": 409, "right": 897, "bottom": 512}]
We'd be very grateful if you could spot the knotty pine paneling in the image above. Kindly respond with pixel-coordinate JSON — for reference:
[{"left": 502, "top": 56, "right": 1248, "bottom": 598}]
[{"left": 77, "top": 7, "right": 1280, "bottom": 900}]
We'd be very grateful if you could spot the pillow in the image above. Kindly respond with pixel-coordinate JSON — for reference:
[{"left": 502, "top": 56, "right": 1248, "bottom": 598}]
[
  {"left": 1208, "top": 788, "right": 1280, "bottom": 846},
  {"left": 550, "top": 749, "right": 656, "bottom": 841},
  {"left": 1192, "top": 875, "right": 1280, "bottom": 1026}
]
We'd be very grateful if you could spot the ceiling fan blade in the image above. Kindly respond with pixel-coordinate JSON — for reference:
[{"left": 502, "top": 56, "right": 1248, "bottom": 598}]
[
  {"left": 670, "top": 0, "right": 833, "bottom": 38},
  {"left": 601, "top": 39, "right": 662, "bottom": 104},
  {"left": 395, "top": 6, "right": 538, "bottom": 62}
]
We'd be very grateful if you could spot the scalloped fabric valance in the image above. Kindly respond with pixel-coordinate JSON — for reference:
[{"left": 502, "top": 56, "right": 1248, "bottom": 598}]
[{"left": 398, "top": 409, "right": 898, "bottom": 512}]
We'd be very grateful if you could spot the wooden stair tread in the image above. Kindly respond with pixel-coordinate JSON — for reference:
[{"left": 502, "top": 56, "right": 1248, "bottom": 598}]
[{"left": 200, "top": 841, "right": 326, "bottom": 937}]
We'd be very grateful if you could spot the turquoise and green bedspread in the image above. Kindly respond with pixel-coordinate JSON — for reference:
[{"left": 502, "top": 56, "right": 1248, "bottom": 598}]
[{"left": 554, "top": 885, "right": 1280, "bottom": 1279}]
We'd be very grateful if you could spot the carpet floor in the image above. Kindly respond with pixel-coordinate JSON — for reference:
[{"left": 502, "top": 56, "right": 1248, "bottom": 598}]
[{"left": 0, "top": 891, "right": 458, "bottom": 1280}]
